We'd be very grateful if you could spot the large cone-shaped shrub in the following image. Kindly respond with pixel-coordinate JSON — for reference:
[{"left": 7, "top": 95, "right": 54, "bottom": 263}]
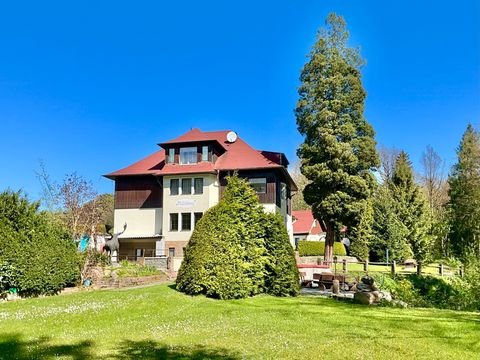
[
  {"left": 176, "top": 175, "right": 299, "bottom": 299},
  {"left": 263, "top": 212, "right": 300, "bottom": 296}
]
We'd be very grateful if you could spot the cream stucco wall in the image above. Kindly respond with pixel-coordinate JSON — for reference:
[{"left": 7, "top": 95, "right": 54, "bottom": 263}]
[
  {"left": 162, "top": 173, "right": 219, "bottom": 242},
  {"left": 114, "top": 208, "right": 162, "bottom": 236}
]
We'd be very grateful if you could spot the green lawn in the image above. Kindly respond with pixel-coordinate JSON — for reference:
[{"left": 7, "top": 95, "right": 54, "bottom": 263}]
[{"left": 1, "top": 283, "right": 479, "bottom": 359}]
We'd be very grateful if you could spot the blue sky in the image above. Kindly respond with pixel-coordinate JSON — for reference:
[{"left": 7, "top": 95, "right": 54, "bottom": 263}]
[{"left": 0, "top": 1, "right": 479, "bottom": 199}]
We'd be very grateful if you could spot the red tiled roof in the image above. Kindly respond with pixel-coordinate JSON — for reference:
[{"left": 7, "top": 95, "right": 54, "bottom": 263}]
[
  {"left": 105, "top": 129, "right": 292, "bottom": 179},
  {"left": 159, "top": 128, "right": 230, "bottom": 149},
  {"left": 292, "top": 210, "right": 326, "bottom": 235}
]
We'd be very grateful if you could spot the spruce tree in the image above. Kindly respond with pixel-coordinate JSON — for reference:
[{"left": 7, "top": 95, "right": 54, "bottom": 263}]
[
  {"left": 390, "top": 151, "right": 432, "bottom": 268},
  {"left": 371, "top": 185, "right": 411, "bottom": 261},
  {"left": 448, "top": 124, "right": 480, "bottom": 260},
  {"left": 295, "top": 13, "right": 379, "bottom": 261}
]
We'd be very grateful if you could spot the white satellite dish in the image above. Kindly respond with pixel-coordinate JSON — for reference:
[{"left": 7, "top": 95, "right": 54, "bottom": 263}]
[{"left": 226, "top": 131, "right": 238, "bottom": 143}]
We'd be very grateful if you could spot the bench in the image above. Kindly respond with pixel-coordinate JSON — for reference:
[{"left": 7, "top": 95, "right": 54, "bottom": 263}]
[{"left": 312, "top": 274, "right": 349, "bottom": 290}]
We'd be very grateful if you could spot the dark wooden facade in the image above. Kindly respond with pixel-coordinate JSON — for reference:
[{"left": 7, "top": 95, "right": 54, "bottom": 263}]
[
  {"left": 115, "top": 176, "right": 163, "bottom": 209},
  {"left": 164, "top": 142, "right": 223, "bottom": 164},
  {"left": 219, "top": 170, "right": 290, "bottom": 208}
]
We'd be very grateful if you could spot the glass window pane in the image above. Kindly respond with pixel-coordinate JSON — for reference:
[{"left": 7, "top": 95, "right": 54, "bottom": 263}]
[
  {"left": 194, "top": 212, "right": 203, "bottom": 227},
  {"left": 202, "top": 145, "right": 209, "bottom": 161},
  {"left": 180, "top": 147, "right": 197, "bottom": 164},
  {"left": 181, "top": 213, "right": 191, "bottom": 231},
  {"left": 168, "top": 148, "right": 175, "bottom": 164},
  {"left": 170, "top": 213, "right": 179, "bottom": 231},
  {"left": 170, "top": 179, "right": 179, "bottom": 195},
  {"left": 194, "top": 178, "right": 203, "bottom": 194},
  {"left": 248, "top": 178, "right": 267, "bottom": 193},
  {"left": 182, "top": 178, "right": 192, "bottom": 195}
]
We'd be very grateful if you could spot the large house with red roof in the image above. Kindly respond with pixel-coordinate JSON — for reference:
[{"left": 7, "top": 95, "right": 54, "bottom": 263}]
[{"left": 105, "top": 129, "right": 297, "bottom": 264}]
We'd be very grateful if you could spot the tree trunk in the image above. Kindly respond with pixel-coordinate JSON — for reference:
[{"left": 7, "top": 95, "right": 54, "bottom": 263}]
[{"left": 324, "top": 222, "right": 335, "bottom": 263}]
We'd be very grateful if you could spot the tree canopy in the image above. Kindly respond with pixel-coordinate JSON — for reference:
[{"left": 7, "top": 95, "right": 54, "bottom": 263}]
[
  {"left": 448, "top": 124, "right": 480, "bottom": 261},
  {"left": 295, "top": 13, "right": 379, "bottom": 261}
]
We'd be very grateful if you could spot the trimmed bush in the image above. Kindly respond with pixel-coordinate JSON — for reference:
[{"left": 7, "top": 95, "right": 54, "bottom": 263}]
[
  {"left": 0, "top": 191, "right": 80, "bottom": 296},
  {"left": 176, "top": 176, "right": 266, "bottom": 299},
  {"left": 263, "top": 212, "right": 299, "bottom": 296},
  {"left": 298, "top": 241, "right": 346, "bottom": 257},
  {"left": 176, "top": 175, "right": 299, "bottom": 299}
]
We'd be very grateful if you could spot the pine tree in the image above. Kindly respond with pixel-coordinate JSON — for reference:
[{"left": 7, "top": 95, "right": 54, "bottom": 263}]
[
  {"left": 390, "top": 151, "right": 432, "bottom": 268},
  {"left": 448, "top": 124, "right": 480, "bottom": 260},
  {"left": 295, "top": 13, "right": 379, "bottom": 261}
]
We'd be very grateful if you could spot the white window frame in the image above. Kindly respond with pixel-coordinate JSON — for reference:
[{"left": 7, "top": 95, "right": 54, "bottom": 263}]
[{"left": 180, "top": 147, "right": 198, "bottom": 165}]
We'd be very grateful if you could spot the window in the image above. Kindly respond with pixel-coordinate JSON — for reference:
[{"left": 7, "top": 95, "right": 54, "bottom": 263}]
[
  {"left": 182, "top": 178, "right": 192, "bottom": 195},
  {"left": 180, "top": 147, "right": 197, "bottom": 164},
  {"left": 170, "top": 213, "right": 179, "bottom": 231},
  {"left": 248, "top": 178, "right": 267, "bottom": 193},
  {"left": 170, "top": 179, "right": 179, "bottom": 195},
  {"left": 194, "top": 178, "right": 203, "bottom": 194},
  {"left": 194, "top": 212, "right": 203, "bottom": 226},
  {"left": 201, "top": 145, "right": 209, "bottom": 161},
  {"left": 181, "top": 213, "right": 192, "bottom": 231},
  {"left": 168, "top": 247, "right": 176, "bottom": 258},
  {"left": 167, "top": 148, "right": 175, "bottom": 164}
]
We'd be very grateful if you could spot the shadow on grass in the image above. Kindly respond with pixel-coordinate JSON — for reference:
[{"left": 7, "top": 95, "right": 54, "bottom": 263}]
[
  {"left": 114, "top": 340, "right": 240, "bottom": 359},
  {"left": 0, "top": 334, "right": 240, "bottom": 360},
  {"left": 0, "top": 333, "right": 93, "bottom": 359}
]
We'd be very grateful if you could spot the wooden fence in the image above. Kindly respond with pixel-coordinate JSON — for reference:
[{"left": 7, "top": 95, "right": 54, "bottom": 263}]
[{"left": 320, "top": 259, "right": 463, "bottom": 277}]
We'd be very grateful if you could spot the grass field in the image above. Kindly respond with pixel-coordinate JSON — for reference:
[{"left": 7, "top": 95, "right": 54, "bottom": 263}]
[{"left": 0, "top": 283, "right": 479, "bottom": 359}]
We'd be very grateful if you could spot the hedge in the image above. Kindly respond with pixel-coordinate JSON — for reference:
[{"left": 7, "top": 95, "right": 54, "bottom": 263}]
[
  {"left": 297, "top": 240, "right": 347, "bottom": 257},
  {"left": 0, "top": 191, "right": 80, "bottom": 296}
]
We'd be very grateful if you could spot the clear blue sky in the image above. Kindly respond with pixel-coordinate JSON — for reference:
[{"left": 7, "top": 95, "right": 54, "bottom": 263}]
[{"left": 0, "top": 1, "right": 478, "bottom": 200}]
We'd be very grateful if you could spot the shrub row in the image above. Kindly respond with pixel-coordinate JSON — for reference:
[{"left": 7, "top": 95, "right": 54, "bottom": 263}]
[
  {"left": 0, "top": 191, "right": 80, "bottom": 296},
  {"left": 370, "top": 270, "right": 480, "bottom": 311},
  {"left": 297, "top": 240, "right": 346, "bottom": 257}
]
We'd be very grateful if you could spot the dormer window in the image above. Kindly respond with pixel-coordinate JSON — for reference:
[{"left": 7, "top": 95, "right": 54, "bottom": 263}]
[{"left": 180, "top": 147, "right": 197, "bottom": 165}]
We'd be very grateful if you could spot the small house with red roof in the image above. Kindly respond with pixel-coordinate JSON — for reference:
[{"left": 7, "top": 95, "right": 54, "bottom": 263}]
[
  {"left": 292, "top": 210, "right": 326, "bottom": 247},
  {"left": 105, "top": 129, "right": 297, "bottom": 265}
]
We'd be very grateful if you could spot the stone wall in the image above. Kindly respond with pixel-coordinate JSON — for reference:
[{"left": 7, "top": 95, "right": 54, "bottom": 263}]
[
  {"left": 97, "top": 274, "right": 168, "bottom": 289},
  {"left": 143, "top": 256, "right": 168, "bottom": 270}
]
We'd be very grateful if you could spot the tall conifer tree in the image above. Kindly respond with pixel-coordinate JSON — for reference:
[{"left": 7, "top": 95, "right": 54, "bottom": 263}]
[
  {"left": 448, "top": 124, "right": 480, "bottom": 260},
  {"left": 391, "top": 151, "right": 431, "bottom": 268},
  {"left": 295, "top": 13, "right": 379, "bottom": 261}
]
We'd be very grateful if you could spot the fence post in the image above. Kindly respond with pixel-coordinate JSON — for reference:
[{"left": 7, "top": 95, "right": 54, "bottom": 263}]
[
  {"left": 342, "top": 259, "right": 347, "bottom": 272},
  {"left": 391, "top": 260, "right": 396, "bottom": 276},
  {"left": 363, "top": 260, "right": 369, "bottom": 272},
  {"left": 439, "top": 263, "right": 444, "bottom": 277}
]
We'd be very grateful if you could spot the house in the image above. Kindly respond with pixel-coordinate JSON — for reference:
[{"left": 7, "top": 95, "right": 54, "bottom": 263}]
[
  {"left": 292, "top": 210, "right": 326, "bottom": 247},
  {"left": 104, "top": 128, "right": 297, "bottom": 264}
]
